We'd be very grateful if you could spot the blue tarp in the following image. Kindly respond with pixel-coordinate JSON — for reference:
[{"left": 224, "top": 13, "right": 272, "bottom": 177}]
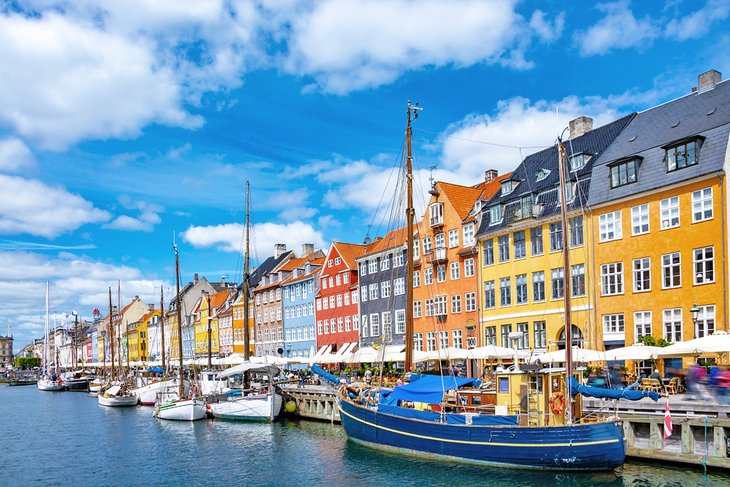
[
  {"left": 381, "top": 374, "right": 475, "bottom": 406},
  {"left": 377, "top": 404, "right": 519, "bottom": 425},
  {"left": 147, "top": 367, "right": 164, "bottom": 374},
  {"left": 570, "top": 377, "right": 659, "bottom": 402},
  {"left": 311, "top": 364, "right": 345, "bottom": 386}
]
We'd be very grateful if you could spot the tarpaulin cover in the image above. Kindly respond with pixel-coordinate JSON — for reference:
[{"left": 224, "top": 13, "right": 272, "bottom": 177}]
[
  {"left": 570, "top": 377, "right": 659, "bottom": 401},
  {"left": 377, "top": 404, "right": 518, "bottom": 425},
  {"left": 147, "top": 367, "right": 164, "bottom": 373},
  {"left": 311, "top": 364, "right": 344, "bottom": 386},
  {"left": 381, "top": 374, "right": 474, "bottom": 406}
]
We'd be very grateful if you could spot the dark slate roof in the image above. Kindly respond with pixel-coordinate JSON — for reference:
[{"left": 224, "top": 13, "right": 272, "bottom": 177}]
[
  {"left": 588, "top": 80, "right": 730, "bottom": 206},
  {"left": 476, "top": 114, "right": 635, "bottom": 236},
  {"left": 247, "top": 250, "right": 294, "bottom": 289}
]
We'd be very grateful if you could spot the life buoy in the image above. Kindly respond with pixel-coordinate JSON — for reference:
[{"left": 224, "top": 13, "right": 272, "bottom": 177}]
[{"left": 549, "top": 392, "right": 565, "bottom": 416}]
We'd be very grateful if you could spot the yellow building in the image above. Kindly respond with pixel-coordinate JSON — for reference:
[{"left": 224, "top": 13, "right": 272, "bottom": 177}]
[
  {"left": 194, "top": 290, "right": 230, "bottom": 356},
  {"left": 587, "top": 71, "right": 729, "bottom": 371},
  {"left": 126, "top": 318, "right": 141, "bottom": 362},
  {"left": 476, "top": 115, "right": 634, "bottom": 353},
  {"left": 232, "top": 294, "right": 255, "bottom": 356}
]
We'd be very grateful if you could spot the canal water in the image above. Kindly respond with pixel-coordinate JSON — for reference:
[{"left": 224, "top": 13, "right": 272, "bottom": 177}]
[{"left": 2, "top": 385, "right": 728, "bottom": 486}]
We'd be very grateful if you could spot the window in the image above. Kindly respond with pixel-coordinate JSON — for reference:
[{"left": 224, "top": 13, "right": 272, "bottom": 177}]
[
  {"left": 514, "top": 231, "right": 526, "bottom": 258},
  {"left": 660, "top": 196, "right": 680, "bottom": 229},
  {"left": 426, "top": 332, "right": 436, "bottom": 352},
  {"left": 549, "top": 222, "right": 562, "bottom": 251},
  {"left": 448, "top": 229, "right": 459, "bottom": 248},
  {"left": 599, "top": 211, "right": 622, "bottom": 242},
  {"left": 336, "top": 294, "right": 342, "bottom": 307},
  {"left": 344, "top": 293, "right": 350, "bottom": 306},
  {"left": 634, "top": 311, "right": 652, "bottom": 340},
  {"left": 533, "top": 321, "right": 546, "bottom": 349},
  {"left": 433, "top": 295, "right": 447, "bottom": 316},
  {"left": 532, "top": 271, "right": 545, "bottom": 302},
  {"left": 414, "top": 239, "right": 420, "bottom": 260},
  {"left": 394, "top": 251, "right": 404, "bottom": 267},
  {"left": 569, "top": 153, "right": 587, "bottom": 171},
  {"left": 463, "top": 223, "right": 475, "bottom": 246},
  {"left": 382, "top": 312, "right": 391, "bottom": 341},
  {"left": 329, "top": 296, "right": 334, "bottom": 308},
  {"left": 465, "top": 292, "right": 476, "bottom": 312},
  {"left": 337, "top": 317, "right": 344, "bottom": 332},
  {"left": 692, "top": 187, "right": 713, "bottom": 222},
  {"left": 609, "top": 159, "right": 638, "bottom": 188},
  {"left": 395, "top": 310, "right": 406, "bottom": 334},
  {"left": 361, "top": 316, "right": 367, "bottom": 337},
  {"left": 666, "top": 139, "right": 699, "bottom": 172},
  {"left": 629, "top": 204, "right": 650, "bottom": 235},
  {"left": 498, "top": 235, "right": 510, "bottom": 262},
  {"left": 501, "top": 324, "right": 512, "bottom": 348},
  {"left": 359, "top": 262, "right": 367, "bottom": 276},
  {"left": 369, "top": 283, "right": 378, "bottom": 300},
  {"left": 516, "top": 323, "right": 529, "bottom": 349},
  {"left": 381, "top": 281, "right": 391, "bottom": 298},
  {"left": 429, "top": 202, "right": 444, "bottom": 226},
  {"left": 483, "top": 239, "right": 494, "bottom": 265},
  {"left": 425, "top": 268, "right": 433, "bottom": 285},
  {"left": 450, "top": 262, "right": 460, "bottom": 280},
  {"left": 536, "top": 169, "right": 550, "bottom": 181},
  {"left": 484, "top": 281, "right": 495, "bottom": 308},
  {"left": 368, "top": 259, "right": 377, "bottom": 274},
  {"left": 334, "top": 274, "right": 340, "bottom": 287},
  {"left": 695, "top": 305, "right": 715, "bottom": 338},
  {"left": 451, "top": 295, "right": 462, "bottom": 313},
  {"left": 633, "top": 257, "right": 651, "bottom": 292},
  {"left": 485, "top": 326, "right": 497, "bottom": 346},
  {"left": 531, "top": 227, "right": 543, "bottom": 255},
  {"left": 394, "top": 277, "right": 405, "bottom": 295},
  {"left": 499, "top": 277, "right": 511, "bottom": 306},
  {"left": 413, "top": 301, "right": 422, "bottom": 318},
  {"left": 663, "top": 308, "right": 682, "bottom": 343},
  {"left": 370, "top": 313, "right": 380, "bottom": 337},
  {"left": 414, "top": 333, "right": 423, "bottom": 352},
  {"left": 501, "top": 180, "right": 513, "bottom": 195},
  {"left": 571, "top": 264, "right": 585, "bottom": 297},
  {"left": 601, "top": 262, "right": 624, "bottom": 295},
  {"left": 452, "top": 330, "right": 463, "bottom": 349},
  {"left": 661, "top": 252, "right": 681, "bottom": 289},
  {"left": 569, "top": 216, "right": 583, "bottom": 247},
  {"left": 464, "top": 258, "right": 475, "bottom": 277},
  {"left": 381, "top": 255, "right": 390, "bottom": 271},
  {"left": 603, "top": 314, "right": 625, "bottom": 334},
  {"left": 436, "top": 234, "right": 446, "bottom": 254},
  {"left": 423, "top": 237, "right": 433, "bottom": 255},
  {"left": 515, "top": 274, "right": 528, "bottom": 304},
  {"left": 353, "top": 314, "right": 359, "bottom": 330},
  {"left": 694, "top": 246, "right": 714, "bottom": 284},
  {"left": 352, "top": 290, "right": 358, "bottom": 304},
  {"left": 551, "top": 268, "right": 564, "bottom": 299},
  {"left": 489, "top": 205, "right": 503, "bottom": 224},
  {"left": 413, "top": 270, "right": 421, "bottom": 288},
  {"left": 360, "top": 286, "right": 367, "bottom": 302}
]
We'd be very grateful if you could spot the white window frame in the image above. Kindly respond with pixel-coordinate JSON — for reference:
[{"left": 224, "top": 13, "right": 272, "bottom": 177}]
[
  {"left": 464, "top": 258, "right": 475, "bottom": 277},
  {"left": 600, "top": 262, "right": 624, "bottom": 296},
  {"left": 663, "top": 308, "right": 683, "bottom": 343},
  {"left": 632, "top": 257, "right": 651, "bottom": 293},
  {"left": 631, "top": 204, "right": 649, "bottom": 235},
  {"left": 694, "top": 246, "right": 715, "bottom": 285},
  {"left": 692, "top": 187, "right": 713, "bottom": 223},
  {"left": 450, "top": 261, "right": 460, "bottom": 280},
  {"left": 634, "top": 311, "right": 652, "bottom": 340},
  {"left": 448, "top": 229, "right": 459, "bottom": 248},
  {"left": 599, "top": 211, "right": 622, "bottom": 242},
  {"left": 660, "top": 196, "right": 680, "bottom": 229},
  {"left": 695, "top": 305, "right": 715, "bottom": 338},
  {"left": 661, "top": 252, "right": 681, "bottom": 289}
]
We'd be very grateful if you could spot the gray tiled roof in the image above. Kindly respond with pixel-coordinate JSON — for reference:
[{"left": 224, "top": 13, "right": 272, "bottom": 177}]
[
  {"left": 588, "top": 80, "right": 730, "bottom": 207},
  {"left": 477, "top": 114, "right": 635, "bottom": 237}
]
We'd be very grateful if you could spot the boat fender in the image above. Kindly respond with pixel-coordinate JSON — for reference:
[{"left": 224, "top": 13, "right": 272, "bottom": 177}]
[
  {"left": 549, "top": 392, "right": 565, "bottom": 416},
  {"left": 285, "top": 400, "right": 297, "bottom": 413}
]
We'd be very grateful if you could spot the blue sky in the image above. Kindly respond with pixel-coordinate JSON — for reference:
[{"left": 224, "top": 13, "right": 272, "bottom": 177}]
[{"left": 2, "top": 0, "right": 729, "bottom": 351}]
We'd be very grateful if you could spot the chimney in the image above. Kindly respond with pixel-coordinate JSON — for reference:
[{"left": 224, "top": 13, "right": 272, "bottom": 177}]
[
  {"left": 194, "top": 273, "right": 199, "bottom": 283},
  {"left": 301, "top": 243, "right": 315, "bottom": 256},
  {"left": 484, "top": 169, "right": 498, "bottom": 183},
  {"left": 698, "top": 69, "right": 721, "bottom": 93},
  {"left": 568, "top": 116, "right": 593, "bottom": 139},
  {"left": 221, "top": 276, "right": 226, "bottom": 286},
  {"left": 134, "top": 295, "right": 139, "bottom": 301},
  {"left": 148, "top": 304, "right": 154, "bottom": 312},
  {"left": 274, "top": 243, "right": 287, "bottom": 259}
]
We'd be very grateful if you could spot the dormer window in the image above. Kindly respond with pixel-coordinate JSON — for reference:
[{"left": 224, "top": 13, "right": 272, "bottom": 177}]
[
  {"left": 536, "top": 169, "right": 550, "bottom": 182},
  {"left": 557, "top": 181, "right": 575, "bottom": 205},
  {"left": 489, "top": 205, "right": 503, "bottom": 225},
  {"left": 501, "top": 180, "right": 513, "bottom": 195},
  {"left": 474, "top": 200, "right": 481, "bottom": 213},
  {"left": 665, "top": 138, "right": 701, "bottom": 172},
  {"left": 429, "top": 202, "right": 444, "bottom": 226},
  {"left": 609, "top": 158, "right": 640, "bottom": 188},
  {"left": 569, "top": 153, "right": 589, "bottom": 171}
]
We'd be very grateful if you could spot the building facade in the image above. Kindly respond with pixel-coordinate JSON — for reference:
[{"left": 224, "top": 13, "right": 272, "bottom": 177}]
[
  {"left": 0, "top": 335, "right": 12, "bottom": 366},
  {"left": 281, "top": 256, "right": 323, "bottom": 363}
]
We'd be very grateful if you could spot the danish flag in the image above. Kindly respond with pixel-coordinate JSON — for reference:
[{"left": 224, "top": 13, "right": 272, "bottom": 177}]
[{"left": 663, "top": 397, "right": 673, "bottom": 439}]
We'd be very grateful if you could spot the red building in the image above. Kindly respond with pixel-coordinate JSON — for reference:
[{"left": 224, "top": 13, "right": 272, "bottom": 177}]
[{"left": 315, "top": 242, "right": 374, "bottom": 356}]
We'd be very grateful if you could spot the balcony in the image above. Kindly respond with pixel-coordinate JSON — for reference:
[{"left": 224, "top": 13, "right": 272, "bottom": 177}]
[
  {"left": 429, "top": 203, "right": 444, "bottom": 228},
  {"left": 427, "top": 247, "right": 448, "bottom": 264}
]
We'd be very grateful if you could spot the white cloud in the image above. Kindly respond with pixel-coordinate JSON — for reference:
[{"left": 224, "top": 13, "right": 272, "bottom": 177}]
[
  {"left": 665, "top": 0, "right": 730, "bottom": 41},
  {"left": 0, "top": 138, "right": 35, "bottom": 173},
  {"left": 0, "top": 174, "right": 111, "bottom": 238},
  {"left": 102, "top": 195, "right": 163, "bottom": 232},
  {"left": 574, "top": 1, "right": 659, "bottom": 56},
  {"left": 529, "top": 10, "right": 565, "bottom": 43},
  {"left": 182, "top": 220, "right": 327, "bottom": 258},
  {"left": 283, "top": 0, "right": 530, "bottom": 93}
]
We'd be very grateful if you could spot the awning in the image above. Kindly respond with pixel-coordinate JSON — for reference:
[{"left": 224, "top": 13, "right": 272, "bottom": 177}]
[
  {"left": 313, "top": 345, "right": 331, "bottom": 359},
  {"left": 532, "top": 347, "right": 602, "bottom": 364},
  {"left": 658, "top": 331, "right": 730, "bottom": 356},
  {"left": 380, "top": 374, "right": 474, "bottom": 406}
]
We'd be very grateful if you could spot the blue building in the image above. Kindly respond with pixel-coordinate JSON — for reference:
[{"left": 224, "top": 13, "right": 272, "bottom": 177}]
[
  {"left": 355, "top": 227, "right": 408, "bottom": 348},
  {"left": 281, "top": 255, "right": 324, "bottom": 366}
]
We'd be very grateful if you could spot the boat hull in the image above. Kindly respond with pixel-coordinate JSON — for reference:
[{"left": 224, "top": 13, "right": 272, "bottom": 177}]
[
  {"left": 8, "top": 380, "right": 37, "bottom": 386},
  {"left": 38, "top": 379, "right": 65, "bottom": 391},
  {"left": 208, "top": 393, "right": 283, "bottom": 422},
  {"left": 154, "top": 399, "right": 207, "bottom": 421},
  {"left": 337, "top": 397, "right": 625, "bottom": 471},
  {"left": 134, "top": 379, "right": 189, "bottom": 406},
  {"left": 64, "top": 379, "right": 90, "bottom": 392},
  {"left": 98, "top": 395, "right": 139, "bottom": 407}
]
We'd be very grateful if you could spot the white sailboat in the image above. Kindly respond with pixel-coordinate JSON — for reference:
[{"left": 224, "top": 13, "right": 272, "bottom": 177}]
[
  {"left": 207, "top": 362, "right": 282, "bottom": 422},
  {"left": 38, "top": 282, "right": 64, "bottom": 392}
]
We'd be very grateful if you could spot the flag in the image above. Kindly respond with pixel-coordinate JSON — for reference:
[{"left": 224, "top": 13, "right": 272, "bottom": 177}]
[{"left": 663, "top": 397, "right": 673, "bottom": 439}]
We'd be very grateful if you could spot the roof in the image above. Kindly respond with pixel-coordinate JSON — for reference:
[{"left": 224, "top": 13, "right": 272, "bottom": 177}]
[
  {"left": 330, "top": 241, "right": 373, "bottom": 270},
  {"left": 477, "top": 113, "right": 635, "bottom": 236},
  {"left": 357, "top": 226, "right": 407, "bottom": 259},
  {"left": 247, "top": 250, "right": 294, "bottom": 289},
  {"left": 277, "top": 250, "right": 324, "bottom": 272},
  {"left": 588, "top": 80, "right": 730, "bottom": 206},
  {"left": 281, "top": 256, "right": 325, "bottom": 285}
]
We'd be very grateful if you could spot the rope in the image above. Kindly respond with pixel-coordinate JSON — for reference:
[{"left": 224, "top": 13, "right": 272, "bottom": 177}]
[{"left": 702, "top": 415, "right": 708, "bottom": 474}]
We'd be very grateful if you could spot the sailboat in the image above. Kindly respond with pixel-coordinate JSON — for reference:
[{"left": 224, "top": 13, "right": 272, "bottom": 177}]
[
  {"left": 153, "top": 243, "right": 206, "bottom": 421},
  {"left": 336, "top": 102, "right": 657, "bottom": 471},
  {"left": 38, "top": 282, "right": 64, "bottom": 392}
]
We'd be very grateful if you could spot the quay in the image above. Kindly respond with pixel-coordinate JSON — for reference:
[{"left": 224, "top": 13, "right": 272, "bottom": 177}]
[{"left": 280, "top": 383, "right": 340, "bottom": 422}]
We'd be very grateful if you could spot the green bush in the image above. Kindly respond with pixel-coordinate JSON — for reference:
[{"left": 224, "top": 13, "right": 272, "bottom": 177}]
[{"left": 15, "top": 357, "right": 40, "bottom": 369}]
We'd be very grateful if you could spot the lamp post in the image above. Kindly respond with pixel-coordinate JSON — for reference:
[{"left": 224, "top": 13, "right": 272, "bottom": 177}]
[{"left": 690, "top": 303, "right": 701, "bottom": 336}]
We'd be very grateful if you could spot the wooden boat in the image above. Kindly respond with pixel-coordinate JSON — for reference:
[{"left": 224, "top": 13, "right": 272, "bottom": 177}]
[
  {"left": 38, "top": 282, "right": 65, "bottom": 392},
  {"left": 8, "top": 379, "right": 37, "bottom": 386},
  {"left": 207, "top": 363, "right": 282, "bottom": 422},
  {"left": 135, "top": 378, "right": 189, "bottom": 405},
  {"left": 98, "top": 384, "right": 138, "bottom": 407}
]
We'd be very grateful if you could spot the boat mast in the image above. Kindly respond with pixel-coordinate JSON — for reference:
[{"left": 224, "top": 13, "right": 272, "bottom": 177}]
[
  {"left": 160, "top": 286, "right": 166, "bottom": 372},
  {"left": 557, "top": 139, "right": 573, "bottom": 424},
  {"left": 243, "top": 180, "right": 251, "bottom": 361},
  {"left": 174, "top": 244, "right": 185, "bottom": 399},
  {"left": 108, "top": 287, "right": 115, "bottom": 381},
  {"left": 44, "top": 282, "right": 49, "bottom": 376},
  {"left": 404, "top": 101, "right": 419, "bottom": 372},
  {"left": 117, "top": 281, "right": 123, "bottom": 380}
]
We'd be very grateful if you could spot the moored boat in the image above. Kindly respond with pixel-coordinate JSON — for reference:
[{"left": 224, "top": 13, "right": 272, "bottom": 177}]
[
  {"left": 207, "top": 363, "right": 282, "bottom": 422},
  {"left": 134, "top": 378, "right": 189, "bottom": 405},
  {"left": 153, "top": 385, "right": 206, "bottom": 421},
  {"left": 37, "top": 377, "right": 65, "bottom": 391},
  {"left": 98, "top": 384, "right": 139, "bottom": 407},
  {"left": 38, "top": 282, "right": 64, "bottom": 392},
  {"left": 8, "top": 379, "right": 37, "bottom": 386}
]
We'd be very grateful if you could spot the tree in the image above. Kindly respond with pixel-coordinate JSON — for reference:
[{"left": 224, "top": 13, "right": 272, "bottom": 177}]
[
  {"left": 15, "top": 357, "right": 41, "bottom": 369},
  {"left": 638, "top": 335, "right": 670, "bottom": 348}
]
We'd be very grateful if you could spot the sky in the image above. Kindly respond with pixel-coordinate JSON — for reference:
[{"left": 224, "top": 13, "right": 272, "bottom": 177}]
[{"left": 2, "top": 0, "right": 730, "bottom": 351}]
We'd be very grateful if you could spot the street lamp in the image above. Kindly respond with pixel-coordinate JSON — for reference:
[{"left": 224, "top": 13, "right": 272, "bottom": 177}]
[
  {"left": 690, "top": 303, "right": 701, "bottom": 334},
  {"left": 202, "top": 291, "right": 212, "bottom": 369}
]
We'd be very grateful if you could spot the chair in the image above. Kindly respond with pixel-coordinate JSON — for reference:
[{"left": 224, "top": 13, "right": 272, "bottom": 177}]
[
  {"left": 638, "top": 378, "right": 652, "bottom": 391},
  {"left": 648, "top": 378, "right": 662, "bottom": 393},
  {"left": 665, "top": 377, "right": 679, "bottom": 395}
]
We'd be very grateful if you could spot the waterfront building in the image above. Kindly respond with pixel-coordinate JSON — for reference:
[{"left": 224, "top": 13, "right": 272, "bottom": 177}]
[
  {"left": 147, "top": 306, "right": 168, "bottom": 363},
  {"left": 316, "top": 242, "right": 372, "bottom": 356},
  {"left": 218, "top": 295, "right": 234, "bottom": 356},
  {"left": 475, "top": 115, "right": 633, "bottom": 354},
  {"left": 587, "top": 70, "right": 729, "bottom": 370},
  {"left": 281, "top": 255, "right": 325, "bottom": 364},
  {"left": 356, "top": 228, "right": 408, "bottom": 348},
  {"left": 254, "top": 246, "right": 322, "bottom": 357},
  {"left": 126, "top": 317, "right": 141, "bottom": 362},
  {"left": 415, "top": 174, "right": 507, "bottom": 357},
  {"left": 0, "top": 335, "right": 12, "bottom": 367},
  {"left": 194, "top": 288, "right": 232, "bottom": 358},
  {"left": 168, "top": 274, "right": 225, "bottom": 360}
]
